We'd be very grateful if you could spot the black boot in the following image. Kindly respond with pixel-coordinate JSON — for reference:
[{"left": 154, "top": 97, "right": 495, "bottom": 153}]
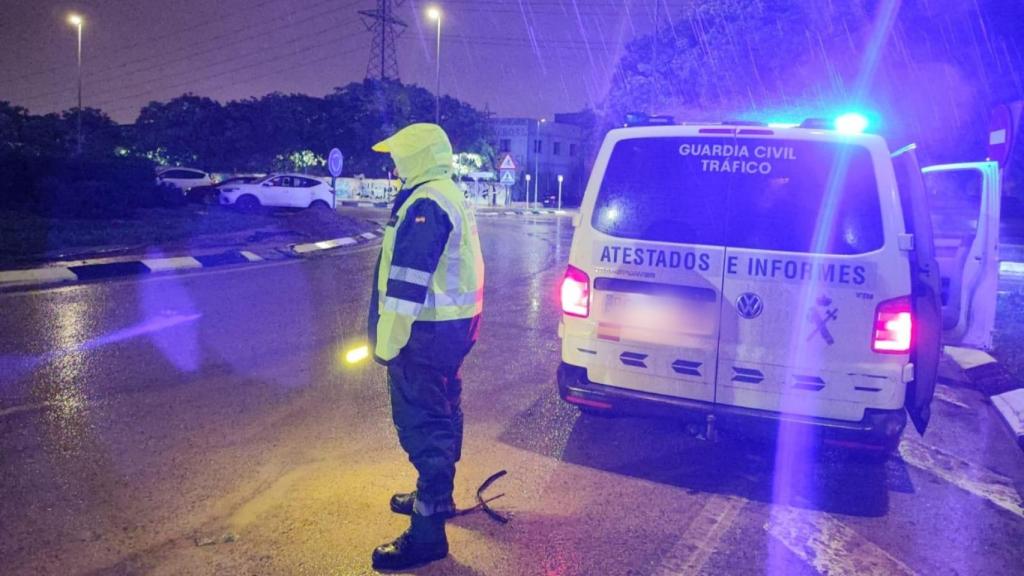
[
  {"left": 389, "top": 491, "right": 416, "bottom": 515},
  {"left": 390, "top": 491, "right": 455, "bottom": 518},
  {"left": 372, "top": 513, "right": 448, "bottom": 571}
]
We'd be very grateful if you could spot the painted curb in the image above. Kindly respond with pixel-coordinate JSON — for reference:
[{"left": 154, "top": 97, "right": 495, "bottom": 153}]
[
  {"left": 991, "top": 389, "right": 1024, "bottom": 452},
  {"left": 339, "top": 200, "right": 390, "bottom": 208},
  {"left": 946, "top": 345, "right": 1024, "bottom": 451},
  {"left": 290, "top": 229, "right": 382, "bottom": 255},
  {"left": 0, "top": 230, "right": 383, "bottom": 291},
  {"left": 337, "top": 202, "right": 575, "bottom": 218},
  {"left": 476, "top": 209, "right": 574, "bottom": 217}
]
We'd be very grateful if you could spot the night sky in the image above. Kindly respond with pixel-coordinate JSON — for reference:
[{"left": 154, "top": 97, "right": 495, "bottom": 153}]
[{"left": 0, "top": 0, "right": 675, "bottom": 123}]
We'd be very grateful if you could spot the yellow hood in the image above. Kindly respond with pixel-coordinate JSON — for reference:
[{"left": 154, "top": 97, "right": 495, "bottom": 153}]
[{"left": 373, "top": 123, "right": 453, "bottom": 188}]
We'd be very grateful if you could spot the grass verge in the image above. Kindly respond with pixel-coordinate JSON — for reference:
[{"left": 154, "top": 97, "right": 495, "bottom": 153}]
[{"left": 0, "top": 205, "right": 374, "bottom": 265}]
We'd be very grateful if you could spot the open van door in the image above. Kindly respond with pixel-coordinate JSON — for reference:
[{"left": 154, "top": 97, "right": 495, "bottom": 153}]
[
  {"left": 920, "top": 161, "right": 1002, "bottom": 350},
  {"left": 892, "top": 145, "right": 942, "bottom": 434}
]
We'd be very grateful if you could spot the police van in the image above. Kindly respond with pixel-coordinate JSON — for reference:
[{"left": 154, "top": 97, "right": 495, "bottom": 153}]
[{"left": 557, "top": 114, "right": 1001, "bottom": 450}]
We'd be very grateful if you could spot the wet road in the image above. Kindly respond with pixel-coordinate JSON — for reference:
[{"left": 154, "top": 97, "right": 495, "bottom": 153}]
[{"left": 2, "top": 214, "right": 1023, "bottom": 576}]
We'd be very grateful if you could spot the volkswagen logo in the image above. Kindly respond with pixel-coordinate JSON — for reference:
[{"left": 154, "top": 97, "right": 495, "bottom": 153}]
[{"left": 736, "top": 292, "right": 764, "bottom": 319}]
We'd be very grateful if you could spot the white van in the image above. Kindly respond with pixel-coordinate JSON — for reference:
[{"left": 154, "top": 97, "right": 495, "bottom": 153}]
[{"left": 557, "top": 115, "right": 1001, "bottom": 451}]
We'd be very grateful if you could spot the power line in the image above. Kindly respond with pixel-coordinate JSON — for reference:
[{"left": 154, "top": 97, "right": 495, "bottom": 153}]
[
  {"left": 90, "top": 22, "right": 368, "bottom": 113},
  {"left": 11, "top": 6, "right": 365, "bottom": 109},
  {"left": 103, "top": 43, "right": 369, "bottom": 119},
  {"left": 6, "top": 0, "right": 364, "bottom": 99},
  {"left": 4, "top": 0, "right": 311, "bottom": 86}
]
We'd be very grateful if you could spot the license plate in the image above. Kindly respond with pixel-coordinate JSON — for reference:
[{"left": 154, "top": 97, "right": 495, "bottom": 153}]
[{"left": 602, "top": 292, "right": 715, "bottom": 336}]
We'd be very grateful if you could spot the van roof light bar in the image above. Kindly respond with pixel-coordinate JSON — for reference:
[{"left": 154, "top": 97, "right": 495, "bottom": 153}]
[{"left": 624, "top": 112, "right": 676, "bottom": 127}]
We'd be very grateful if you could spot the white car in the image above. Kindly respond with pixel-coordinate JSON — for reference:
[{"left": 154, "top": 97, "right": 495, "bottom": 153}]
[
  {"left": 218, "top": 174, "right": 336, "bottom": 210},
  {"left": 156, "top": 167, "right": 214, "bottom": 192}
]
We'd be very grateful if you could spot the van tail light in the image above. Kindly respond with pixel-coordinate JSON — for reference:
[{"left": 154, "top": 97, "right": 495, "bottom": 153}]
[
  {"left": 872, "top": 296, "right": 913, "bottom": 353},
  {"left": 561, "top": 265, "right": 590, "bottom": 317}
]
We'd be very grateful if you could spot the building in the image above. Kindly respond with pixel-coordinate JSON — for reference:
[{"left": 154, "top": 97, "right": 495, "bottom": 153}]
[{"left": 490, "top": 116, "right": 586, "bottom": 205}]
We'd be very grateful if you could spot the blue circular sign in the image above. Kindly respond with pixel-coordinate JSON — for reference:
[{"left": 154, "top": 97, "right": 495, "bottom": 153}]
[{"left": 328, "top": 148, "right": 344, "bottom": 178}]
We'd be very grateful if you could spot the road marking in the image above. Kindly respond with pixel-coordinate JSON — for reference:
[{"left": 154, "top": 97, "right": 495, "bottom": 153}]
[
  {"left": 899, "top": 436, "right": 1024, "bottom": 519},
  {"left": 0, "top": 401, "right": 53, "bottom": 418},
  {"left": 239, "top": 251, "right": 264, "bottom": 262},
  {"left": 933, "top": 384, "right": 970, "bottom": 409},
  {"left": 653, "top": 495, "right": 745, "bottom": 575},
  {"left": 766, "top": 506, "right": 916, "bottom": 576}
]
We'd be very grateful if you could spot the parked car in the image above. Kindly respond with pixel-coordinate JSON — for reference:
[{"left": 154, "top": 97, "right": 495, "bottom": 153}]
[
  {"left": 218, "top": 173, "right": 336, "bottom": 210},
  {"left": 155, "top": 167, "right": 214, "bottom": 193},
  {"left": 185, "top": 175, "right": 261, "bottom": 204}
]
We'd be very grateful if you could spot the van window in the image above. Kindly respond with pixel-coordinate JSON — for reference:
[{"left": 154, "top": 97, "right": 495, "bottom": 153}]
[
  {"left": 923, "top": 169, "right": 983, "bottom": 238},
  {"left": 592, "top": 137, "right": 885, "bottom": 254}
]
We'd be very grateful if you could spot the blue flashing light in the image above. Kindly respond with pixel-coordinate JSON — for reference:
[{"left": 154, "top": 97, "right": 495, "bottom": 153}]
[{"left": 835, "top": 113, "right": 869, "bottom": 135}]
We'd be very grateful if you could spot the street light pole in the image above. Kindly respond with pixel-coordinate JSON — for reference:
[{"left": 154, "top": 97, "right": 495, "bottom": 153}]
[
  {"left": 428, "top": 7, "right": 442, "bottom": 124},
  {"left": 68, "top": 14, "right": 84, "bottom": 154},
  {"left": 534, "top": 117, "right": 544, "bottom": 209}
]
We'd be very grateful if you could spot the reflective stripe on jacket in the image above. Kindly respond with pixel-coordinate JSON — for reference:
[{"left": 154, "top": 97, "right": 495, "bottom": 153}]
[{"left": 372, "top": 178, "right": 484, "bottom": 361}]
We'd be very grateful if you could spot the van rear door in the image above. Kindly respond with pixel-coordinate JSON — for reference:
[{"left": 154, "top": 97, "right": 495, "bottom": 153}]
[
  {"left": 585, "top": 136, "right": 730, "bottom": 403},
  {"left": 712, "top": 137, "right": 911, "bottom": 423},
  {"left": 921, "top": 162, "right": 1002, "bottom": 350},
  {"left": 892, "top": 144, "right": 942, "bottom": 434}
]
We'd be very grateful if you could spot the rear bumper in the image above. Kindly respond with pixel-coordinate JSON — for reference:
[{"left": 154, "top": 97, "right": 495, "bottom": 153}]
[{"left": 557, "top": 363, "right": 907, "bottom": 448}]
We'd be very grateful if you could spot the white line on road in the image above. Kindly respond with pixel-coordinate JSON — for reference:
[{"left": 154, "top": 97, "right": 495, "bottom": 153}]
[
  {"left": 899, "top": 436, "right": 1024, "bottom": 519},
  {"left": 766, "top": 506, "right": 917, "bottom": 576},
  {"left": 653, "top": 495, "right": 745, "bottom": 575},
  {"left": 933, "top": 384, "right": 970, "bottom": 409},
  {"left": 0, "top": 402, "right": 53, "bottom": 418}
]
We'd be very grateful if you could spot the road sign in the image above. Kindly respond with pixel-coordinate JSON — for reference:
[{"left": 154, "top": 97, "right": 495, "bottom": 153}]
[
  {"left": 988, "top": 102, "right": 1022, "bottom": 169},
  {"left": 497, "top": 153, "right": 517, "bottom": 171},
  {"left": 328, "top": 148, "right": 345, "bottom": 178},
  {"left": 500, "top": 170, "right": 516, "bottom": 185}
]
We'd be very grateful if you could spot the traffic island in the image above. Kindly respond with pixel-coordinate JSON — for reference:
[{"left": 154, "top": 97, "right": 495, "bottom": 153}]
[
  {"left": 0, "top": 205, "right": 382, "bottom": 290},
  {"left": 944, "top": 292, "right": 1024, "bottom": 453}
]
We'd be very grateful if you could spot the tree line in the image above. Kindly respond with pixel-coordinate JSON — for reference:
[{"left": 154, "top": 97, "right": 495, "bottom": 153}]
[{"left": 1, "top": 79, "right": 495, "bottom": 177}]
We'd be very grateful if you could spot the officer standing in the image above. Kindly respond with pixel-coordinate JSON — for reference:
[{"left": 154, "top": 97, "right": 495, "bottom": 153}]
[{"left": 367, "top": 123, "right": 485, "bottom": 571}]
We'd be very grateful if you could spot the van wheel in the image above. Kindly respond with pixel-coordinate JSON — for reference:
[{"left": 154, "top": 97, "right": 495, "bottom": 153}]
[
  {"left": 236, "top": 195, "right": 261, "bottom": 212},
  {"left": 309, "top": 200, "right": 331, "bottom": 210}
]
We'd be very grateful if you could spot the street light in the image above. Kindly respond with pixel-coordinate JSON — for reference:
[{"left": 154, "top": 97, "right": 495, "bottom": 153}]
[
  {"left": 534, "top": 117, "right": 545, "bottom": 209},
  {"left": 67, "top": 13, "right": 84, "bottom": 154},
  {"left": 427, "top": 6, "right": 442, "bottom": 124},
  {"left": 524, "top": 173, "right": 531, "bottom": 207}
]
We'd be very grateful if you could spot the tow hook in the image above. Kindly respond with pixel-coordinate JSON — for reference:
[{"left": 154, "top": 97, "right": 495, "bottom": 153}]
[
  {"left": 706, "top": 414, "right": 718, "bottom": 443},
  {"left": 684, "top": 414, "right": 719, "bottom": 442}
]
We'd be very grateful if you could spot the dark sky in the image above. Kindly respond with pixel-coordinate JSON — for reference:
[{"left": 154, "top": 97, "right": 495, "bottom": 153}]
[{"left": 0, "top": 0, "right": 683, "bottom": 123}]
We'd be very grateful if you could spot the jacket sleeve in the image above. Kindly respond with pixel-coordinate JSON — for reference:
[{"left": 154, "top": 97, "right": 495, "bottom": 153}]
[{"left": 375, "top": 197, "right": 453, "bottom": 362}]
